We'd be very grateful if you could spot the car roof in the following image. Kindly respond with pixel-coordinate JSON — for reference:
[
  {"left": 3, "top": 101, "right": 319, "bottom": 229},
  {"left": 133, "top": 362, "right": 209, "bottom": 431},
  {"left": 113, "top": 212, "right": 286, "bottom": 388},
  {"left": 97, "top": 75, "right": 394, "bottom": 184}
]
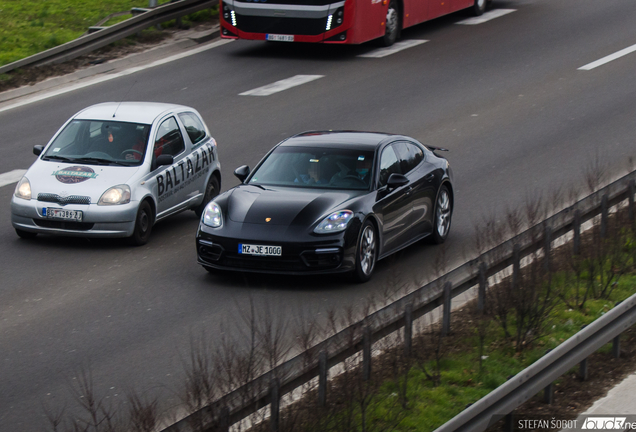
[
  {"left": 279, "top": 131, "right": 402, "bottom": 150},
  {"left": 73, "top": 102, "right": 190, "bottom": 124}
]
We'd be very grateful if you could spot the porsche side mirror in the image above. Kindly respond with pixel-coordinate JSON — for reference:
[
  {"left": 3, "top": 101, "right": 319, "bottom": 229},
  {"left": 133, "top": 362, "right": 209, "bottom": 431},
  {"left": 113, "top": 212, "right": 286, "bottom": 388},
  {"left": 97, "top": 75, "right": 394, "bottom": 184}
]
[
  {"left": 386, "top": 173, "right": 409, "bottom": 189},
  {"left": 234, "top": 165, "right": 250, "bottom": 183},
  {"left": 33, "top": 145, "right": 44, "bottom": 156}
]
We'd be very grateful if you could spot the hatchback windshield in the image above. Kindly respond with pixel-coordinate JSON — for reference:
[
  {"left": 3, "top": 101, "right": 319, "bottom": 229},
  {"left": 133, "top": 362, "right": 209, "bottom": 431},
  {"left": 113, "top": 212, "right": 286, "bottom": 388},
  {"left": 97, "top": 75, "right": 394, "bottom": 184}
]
[
  {"left": 249, "top": 146, "right": 375, "bottom": 190},
  {"left": 42, "top": 120, "right": 151, "bottom": 166}
]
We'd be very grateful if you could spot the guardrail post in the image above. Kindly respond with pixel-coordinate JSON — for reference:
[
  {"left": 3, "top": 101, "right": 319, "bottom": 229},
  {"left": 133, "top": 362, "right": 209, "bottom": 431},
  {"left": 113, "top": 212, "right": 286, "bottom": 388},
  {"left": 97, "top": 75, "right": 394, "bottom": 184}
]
[
  {"left": 544, "top": 382, "right": 554, "bottom": 404},
  {"left": 601, "top": 194, "right": 609, "bottom": 239},
  {"left": 363, "top": 326, "right": 372, "bottom": 381},
  {"left": 613, "top": 335, "right": 621, "bottom": 358},
  {"left": 318, "top": 350, "right": 327, "bottom": 406},
  {"left": 270, "top": 378, "right": 280, "bottom": 432},
  {"left": 442, "top": 282, "right": 452, "bottom": 337},
  {"left": 543, "top": 225, "right": 552, "bottom": 273},
  {"left": 579, "top": 358, "right": 588, "bottom": 381},
  {"left": 512, "top": 244, "right": 521, "bottom": 289},
  {"left": 573, "top": 210, "right": 581, "bottom": 256},
  {"left": 404, "top": 303, "right": 413, "bottom": 357},
  {"left": 630, "top": 179, "right": 635, "bottom": 228},
  {"left": 478, "top": 262, "right": 487, "bottom": 314},
  {"left": 504, "top": 412, "right": 515, "bottom": 432}
]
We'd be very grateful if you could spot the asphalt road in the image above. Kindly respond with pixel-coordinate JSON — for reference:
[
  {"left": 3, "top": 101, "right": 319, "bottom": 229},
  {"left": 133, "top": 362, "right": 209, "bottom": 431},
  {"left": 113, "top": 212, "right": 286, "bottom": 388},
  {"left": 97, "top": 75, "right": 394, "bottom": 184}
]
[{"left": 1, "top": 0, "right": 636, "bottom": 429}]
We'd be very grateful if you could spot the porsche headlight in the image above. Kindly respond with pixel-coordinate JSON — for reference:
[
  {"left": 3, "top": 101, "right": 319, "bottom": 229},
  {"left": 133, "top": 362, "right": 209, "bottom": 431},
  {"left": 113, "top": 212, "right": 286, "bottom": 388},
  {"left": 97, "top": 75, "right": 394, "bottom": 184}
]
[
  {"left": 203, "top": 201, "right": 223, "bottom": 228},
  {"left": 98, "top": 185, "right": 131, "bottom": 205},
  {"left": 14, "top": 176, "right": 32, "bottom": 200},
  {"left": 314, "top": 210, "right": 353, "bottom": 234}
]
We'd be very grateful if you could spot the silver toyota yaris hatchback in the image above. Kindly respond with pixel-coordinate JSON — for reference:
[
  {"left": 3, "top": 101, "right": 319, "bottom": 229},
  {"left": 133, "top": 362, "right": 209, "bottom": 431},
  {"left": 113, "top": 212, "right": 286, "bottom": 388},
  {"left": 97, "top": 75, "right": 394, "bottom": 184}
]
[{"left": 11, "top": 102, "right": 221, "bottom": 245}]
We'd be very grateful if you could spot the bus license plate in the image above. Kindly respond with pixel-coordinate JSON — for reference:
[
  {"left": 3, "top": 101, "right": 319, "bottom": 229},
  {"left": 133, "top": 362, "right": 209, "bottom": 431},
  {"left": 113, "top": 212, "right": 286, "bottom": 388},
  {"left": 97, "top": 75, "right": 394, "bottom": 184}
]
[
  {"left": 266, "top": 34, "right": 294, "bottom": 42},
  {"left": 239, "top": 244, "right": 282, "bottom": 256},
  {"left": 43, "top": 208, "right": 83, "bottom": 222}
]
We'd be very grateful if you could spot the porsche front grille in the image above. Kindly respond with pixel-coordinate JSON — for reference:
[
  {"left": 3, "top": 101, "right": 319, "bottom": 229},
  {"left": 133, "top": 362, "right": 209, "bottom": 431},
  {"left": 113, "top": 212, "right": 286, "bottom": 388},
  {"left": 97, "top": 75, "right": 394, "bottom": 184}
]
[{"left": 38, "top": 193, "right": 91, "bottom": 205}]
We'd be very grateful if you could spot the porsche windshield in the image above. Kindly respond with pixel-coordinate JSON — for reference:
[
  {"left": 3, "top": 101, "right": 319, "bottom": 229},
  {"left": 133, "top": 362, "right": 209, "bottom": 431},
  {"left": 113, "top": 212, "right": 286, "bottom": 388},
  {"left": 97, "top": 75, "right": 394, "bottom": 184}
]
[
  {"left": 249, "top": 146, "right": 375, "bottom": 190},
  {"left": 42, "top": 120, "right": 151, "bottom": 166}
]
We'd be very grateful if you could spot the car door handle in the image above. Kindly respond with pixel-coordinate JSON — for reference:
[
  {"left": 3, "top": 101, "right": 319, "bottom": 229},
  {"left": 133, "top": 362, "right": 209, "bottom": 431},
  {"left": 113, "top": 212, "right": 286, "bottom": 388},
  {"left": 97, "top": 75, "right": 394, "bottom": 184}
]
[
  {"left": 424, "top": 173, "right": 435, "bottom": 182},
  {"left": 405, "top": 186, "right": 413, "bottom": 196}
]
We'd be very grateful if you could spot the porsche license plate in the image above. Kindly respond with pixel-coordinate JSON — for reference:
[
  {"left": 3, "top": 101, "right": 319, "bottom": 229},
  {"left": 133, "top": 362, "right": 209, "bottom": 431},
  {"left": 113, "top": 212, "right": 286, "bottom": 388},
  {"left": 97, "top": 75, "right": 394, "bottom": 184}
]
[
  {"left": 43, "top": 207, "right": 83, "bottom": 222},
  {"left": 266, "top": 34, "right": 294, "bottom": 42},
  {"left": 239, "top": 244, "right": 282, "bottom": 256}
]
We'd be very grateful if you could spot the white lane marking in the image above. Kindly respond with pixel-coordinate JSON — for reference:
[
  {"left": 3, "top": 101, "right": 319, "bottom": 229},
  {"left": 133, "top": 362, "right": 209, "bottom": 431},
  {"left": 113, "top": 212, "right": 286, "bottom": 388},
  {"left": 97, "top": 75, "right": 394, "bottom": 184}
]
[
  {"left": 456, "top": 9, "right": 516, "bottom": 25},
  {"left": 358, "top": 39, "right": 428, "bottom": 58},
  {"left": 239, "top": 75, "right": 324, "bottom": 96},
  {"left": 0, "top": 39, "right": 235, "bottom": 115},
  {"left": 0, "top": 169, "right": 27, "bottom": 188},
  {"left": 578, "top": 43, "right": 636, "bottom": 70}
]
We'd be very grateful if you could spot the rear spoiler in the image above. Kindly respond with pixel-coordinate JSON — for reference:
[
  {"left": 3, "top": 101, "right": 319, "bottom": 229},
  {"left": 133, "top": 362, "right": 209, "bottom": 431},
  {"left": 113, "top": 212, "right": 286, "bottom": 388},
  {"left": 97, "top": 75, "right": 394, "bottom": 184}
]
[{"left": 426, "top": 145, "right": 449, "bottom": 152}]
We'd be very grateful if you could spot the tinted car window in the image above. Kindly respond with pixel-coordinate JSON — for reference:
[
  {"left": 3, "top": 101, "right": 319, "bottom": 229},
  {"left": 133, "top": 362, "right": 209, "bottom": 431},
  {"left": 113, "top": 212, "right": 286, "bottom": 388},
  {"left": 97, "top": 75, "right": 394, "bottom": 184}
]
[
  {"left": 394, "top": 142, "right": 424, "bottom": 174},
  {"left": 154, "top": 117, "right": 185, "bottom": 158},
  {"left": 249, "top": 146, "right": 375, "bottom": 190},
  {"left": 178, "top": 112, "right": 207, "bottom": 145},
  {"left": 379, "top": 145, "right": 402, "bottom": 187}
]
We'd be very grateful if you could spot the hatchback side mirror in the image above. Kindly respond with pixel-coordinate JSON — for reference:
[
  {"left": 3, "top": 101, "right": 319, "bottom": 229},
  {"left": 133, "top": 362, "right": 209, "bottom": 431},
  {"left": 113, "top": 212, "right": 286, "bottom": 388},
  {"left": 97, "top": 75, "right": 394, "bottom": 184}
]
[
  {"left": 33, "top": 145, "right": 44, "bottom": 156},
  {"left": 234, "top": 165, "right": 250, "bottom": 183},
  {"left": 386, "top": 173, "right": 409, "bottom": 189},
  {"left": 156, "top": 154, "right": 174, "bottom": 167}
]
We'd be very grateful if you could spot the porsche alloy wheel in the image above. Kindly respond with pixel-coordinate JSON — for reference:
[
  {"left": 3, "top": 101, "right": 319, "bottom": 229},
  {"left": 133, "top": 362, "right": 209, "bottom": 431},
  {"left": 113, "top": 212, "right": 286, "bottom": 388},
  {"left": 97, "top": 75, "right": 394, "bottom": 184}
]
[
  {"left": 431, "top": 185, "right": 452, "bottom": 244},
  {"left": 354, "top": 221, "right": 377, "bottom": 282}
]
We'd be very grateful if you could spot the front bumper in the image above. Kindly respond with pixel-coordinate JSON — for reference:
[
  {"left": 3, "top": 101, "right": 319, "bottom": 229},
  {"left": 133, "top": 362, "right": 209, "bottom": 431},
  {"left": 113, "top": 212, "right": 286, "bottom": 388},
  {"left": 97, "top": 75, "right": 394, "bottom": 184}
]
[
  {"left": 11, "top": 196, "right": 138, "bottom": 238},
  {"left": 196, "top": 221, "right": 359, "bottom": 275}
]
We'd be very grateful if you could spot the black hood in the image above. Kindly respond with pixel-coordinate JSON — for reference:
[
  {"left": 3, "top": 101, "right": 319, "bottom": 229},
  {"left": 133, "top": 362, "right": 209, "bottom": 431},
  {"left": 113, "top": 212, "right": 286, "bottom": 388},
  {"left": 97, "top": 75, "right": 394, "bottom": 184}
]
[{"left": 227, "top": 186, "right": 357, "bottom": 227}]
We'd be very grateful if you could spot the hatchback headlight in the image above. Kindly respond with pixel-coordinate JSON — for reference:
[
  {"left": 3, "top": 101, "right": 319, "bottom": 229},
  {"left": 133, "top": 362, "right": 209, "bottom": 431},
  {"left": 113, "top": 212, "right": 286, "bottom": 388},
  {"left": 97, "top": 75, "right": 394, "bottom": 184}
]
[
  {"left": 14, "top": 176, "right": 32, "bottom": 200},
  {"left": 203, "top": 202, "right": 223, "bottom": 228},
  {"left": 98, "top": 185, "right": 131, "bottom": 205},
  {"left": 314, "top": 210, "right": 353, "bottom": 234}
]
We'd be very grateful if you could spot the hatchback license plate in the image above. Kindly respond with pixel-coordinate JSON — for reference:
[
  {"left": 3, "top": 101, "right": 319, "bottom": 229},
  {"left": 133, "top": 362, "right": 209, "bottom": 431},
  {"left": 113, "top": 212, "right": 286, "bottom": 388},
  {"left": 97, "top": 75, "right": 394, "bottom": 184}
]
[
  {"left": 266, "top": 34, "right": 294, "bottom": 42},
  {"left": 239, "top": 244, "right": 282, "bottom": 256},
  {"left": 43, "top": 208, "right": 83, "bottom": 222}
]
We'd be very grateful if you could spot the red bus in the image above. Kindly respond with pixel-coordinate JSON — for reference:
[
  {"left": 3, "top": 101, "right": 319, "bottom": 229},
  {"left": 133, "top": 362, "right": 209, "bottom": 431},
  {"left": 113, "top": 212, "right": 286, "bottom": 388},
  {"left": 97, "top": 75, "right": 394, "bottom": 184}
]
[{"left": 219, "top": 0, "right": 491, "bottom": 46}]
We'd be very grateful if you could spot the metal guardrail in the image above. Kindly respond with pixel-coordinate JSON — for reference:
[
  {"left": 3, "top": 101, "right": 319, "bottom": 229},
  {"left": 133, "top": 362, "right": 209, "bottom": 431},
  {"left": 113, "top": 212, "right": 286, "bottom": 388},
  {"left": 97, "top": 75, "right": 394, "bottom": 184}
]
[
  {"left": 161, "top": 168, "right": 636, "bottom": 432},
  {"left": 0, "top": 0, "right": 217, "bottom": 76},
  {"left": 435, "top": 292, "right": 636, "bottom": 432}
]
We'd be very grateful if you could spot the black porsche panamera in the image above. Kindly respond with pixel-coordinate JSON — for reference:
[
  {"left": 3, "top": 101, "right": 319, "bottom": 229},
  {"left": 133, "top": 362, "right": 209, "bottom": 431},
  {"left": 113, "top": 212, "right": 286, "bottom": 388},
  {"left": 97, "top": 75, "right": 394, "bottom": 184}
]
[{"left": 196, "top": 131, "right": 453, "bottom": 282}]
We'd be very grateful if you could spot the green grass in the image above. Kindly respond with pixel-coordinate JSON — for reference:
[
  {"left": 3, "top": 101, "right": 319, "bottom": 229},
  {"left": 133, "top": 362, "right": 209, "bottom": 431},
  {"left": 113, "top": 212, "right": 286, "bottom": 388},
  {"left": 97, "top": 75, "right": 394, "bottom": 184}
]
[
  {"left": 353, "top": 276, "right": 636, "bottom": 432},
  {"left": 300, "top": 230, "right": 636, "bottom": 432},
  {"left": 0, "top": 0, "right": 215, "bottom": 67}
]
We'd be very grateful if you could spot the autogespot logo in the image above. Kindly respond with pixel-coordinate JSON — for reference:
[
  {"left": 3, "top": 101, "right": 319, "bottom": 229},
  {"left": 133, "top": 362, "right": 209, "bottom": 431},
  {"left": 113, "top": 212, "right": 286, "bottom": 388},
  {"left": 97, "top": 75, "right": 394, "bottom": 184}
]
[{"left": 581, "top": 417, "right": 627, "bottom": 430}]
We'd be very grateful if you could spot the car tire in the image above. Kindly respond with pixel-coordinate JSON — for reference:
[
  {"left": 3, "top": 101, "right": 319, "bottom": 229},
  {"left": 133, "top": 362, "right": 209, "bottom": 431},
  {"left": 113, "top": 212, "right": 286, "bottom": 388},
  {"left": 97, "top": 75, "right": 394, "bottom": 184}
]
[
  {"left": 128, "top": 200, "right": 153, "bottom": 246},
  {"left": 15, "top": 229, "right": 37, "bottom": 239},
  {"left": 353, "top": 220, "right": 377, "bottom": 283},
  {"left": 472, "top": 0, "right": 486, "bottom": 16},
  {"left": 194, "top": 175, "right": 220, "bottom": 218},
  {"left": 380, "top": 0, "right": 400, "bottom": 47},
  {"left": 430, "top": 184, "right": 452, "bottom": 244}
]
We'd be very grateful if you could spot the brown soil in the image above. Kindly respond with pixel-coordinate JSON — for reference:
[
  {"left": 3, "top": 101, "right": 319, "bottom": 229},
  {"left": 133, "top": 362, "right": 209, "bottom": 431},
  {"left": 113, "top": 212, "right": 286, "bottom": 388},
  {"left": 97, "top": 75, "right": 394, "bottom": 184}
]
[{"left": 0, "top": 19, "right": 218, "bottom": 94}]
